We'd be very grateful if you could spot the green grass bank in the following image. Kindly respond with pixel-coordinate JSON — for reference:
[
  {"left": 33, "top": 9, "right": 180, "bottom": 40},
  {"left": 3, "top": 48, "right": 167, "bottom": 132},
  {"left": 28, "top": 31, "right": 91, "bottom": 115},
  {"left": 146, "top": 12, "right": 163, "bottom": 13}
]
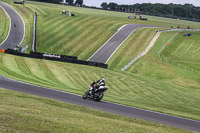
[
  {"left": 0, "top": 53, "right": 200, "bottom": 121},
  {"left": 0, "top": 0, "right": 200, "bottom": 125},
  {"left": 0, "top": 89, "right": 192, "bottom": 133}
]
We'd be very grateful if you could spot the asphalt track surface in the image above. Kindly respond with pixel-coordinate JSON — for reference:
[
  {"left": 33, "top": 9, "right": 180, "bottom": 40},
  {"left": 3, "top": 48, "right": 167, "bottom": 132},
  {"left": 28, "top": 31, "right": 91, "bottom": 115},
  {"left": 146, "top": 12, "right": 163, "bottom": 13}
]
[
  {"left": 0, "top": 1, "right": 24, "bottom": 50},
  {"left": 0, "top": 2, "right": 200, "bottom": 132},
  {"left": 88, "top": 24, "right": 158, "bottom": 63},
  {"left": 0, "top": 76, "right": 200, "bottom": 132}
]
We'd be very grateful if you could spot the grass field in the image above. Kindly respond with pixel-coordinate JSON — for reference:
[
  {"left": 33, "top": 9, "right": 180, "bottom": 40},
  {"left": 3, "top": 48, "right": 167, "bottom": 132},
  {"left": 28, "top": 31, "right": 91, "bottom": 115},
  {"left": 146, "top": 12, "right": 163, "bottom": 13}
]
[
  {"left": 127, "top": 31, "right": 200, "bottom": 87},
  {"left": 0, "top": 6, "right": 9, "bottom": 44},
  {"left": 1, "top": 0, "right": 200, "bottom": 58},
  {"left": 0, "top": 53, "right": 200, "bottom": 121},
  {"left": 161, "top": 32, "right": 200, "bottom": 72},
  {"left": 0, "top": 88, "right": 192, "bottom": 133},
  {"left": 0, "top": 0, "right": 200, "bottom": 131}
]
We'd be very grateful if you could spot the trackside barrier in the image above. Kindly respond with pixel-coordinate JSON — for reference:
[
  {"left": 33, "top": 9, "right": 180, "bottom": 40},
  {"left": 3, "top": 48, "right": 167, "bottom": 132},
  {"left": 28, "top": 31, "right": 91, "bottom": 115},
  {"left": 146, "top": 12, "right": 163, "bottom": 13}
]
[
  {"left": 5, "top": 49, "right": 108, "bottom": 69},
  {"left": 14, "top": 1, "right": 24, "bottom": 4},
  {"left": 158, "top": 29, "right": 200, "bottom": 32},
  {"left": 32, "top": 12, "right": 37, "bottom": 52}
]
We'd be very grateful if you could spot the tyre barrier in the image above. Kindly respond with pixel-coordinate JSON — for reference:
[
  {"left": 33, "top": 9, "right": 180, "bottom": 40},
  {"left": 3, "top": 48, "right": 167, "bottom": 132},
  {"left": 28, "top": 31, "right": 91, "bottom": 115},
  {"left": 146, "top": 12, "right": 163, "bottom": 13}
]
[
  {"left": 14, "top": 1, "right": 24, "bottom": 4},
  {"left": 4, "top": 49, "right": 108, "bottom": 69}
]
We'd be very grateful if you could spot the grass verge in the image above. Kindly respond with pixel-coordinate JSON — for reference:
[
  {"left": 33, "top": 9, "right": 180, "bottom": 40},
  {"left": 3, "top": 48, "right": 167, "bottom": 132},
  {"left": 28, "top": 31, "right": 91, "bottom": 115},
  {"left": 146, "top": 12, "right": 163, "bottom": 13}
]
[
  {"left": 0, "top": 88, "right": 192, "bottom": 133},
  {"left": 0, "top": 53, "right": 200, "bottom": 121},
  {"left": 0, "top": 6, "right": 9, "bottom": 44}
]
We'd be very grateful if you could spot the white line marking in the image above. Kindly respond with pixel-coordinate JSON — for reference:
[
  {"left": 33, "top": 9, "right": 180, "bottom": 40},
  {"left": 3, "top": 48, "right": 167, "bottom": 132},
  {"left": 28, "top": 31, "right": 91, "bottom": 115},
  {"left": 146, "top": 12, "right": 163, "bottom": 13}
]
[
  {"left": 105, "top": 28, "right": 137, "bottom": 64},
  {"left": 0, "top": 2, "right": 25, "bottom": 47},
  {"left": 0, "top": 5, "right": 11, "bottom": 46},
  {"left": 87, "top": 24, "right": 128, "bottom": 61},
  {"left": 88, "top": 24, "right": 160, "bottom": 63}
]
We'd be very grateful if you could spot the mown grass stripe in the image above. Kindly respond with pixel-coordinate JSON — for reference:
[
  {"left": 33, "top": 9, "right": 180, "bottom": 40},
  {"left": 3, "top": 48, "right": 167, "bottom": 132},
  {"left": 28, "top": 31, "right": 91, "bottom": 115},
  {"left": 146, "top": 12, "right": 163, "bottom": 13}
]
[
  {"left": 73, "top": 21, "right": 121, "bottom": 57},
  {"left": 64, "top": 18, "right": 109, "bottom": 55},
  {"left": 38, "top": 16, "right": 93, "bottom": 53}
]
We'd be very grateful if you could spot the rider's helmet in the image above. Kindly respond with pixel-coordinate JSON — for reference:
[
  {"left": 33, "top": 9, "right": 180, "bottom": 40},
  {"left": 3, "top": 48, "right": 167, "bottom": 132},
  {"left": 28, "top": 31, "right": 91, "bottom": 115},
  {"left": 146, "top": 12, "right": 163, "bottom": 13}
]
[{"left": 101, "top": 77, "right": 105, "bottom": 81}]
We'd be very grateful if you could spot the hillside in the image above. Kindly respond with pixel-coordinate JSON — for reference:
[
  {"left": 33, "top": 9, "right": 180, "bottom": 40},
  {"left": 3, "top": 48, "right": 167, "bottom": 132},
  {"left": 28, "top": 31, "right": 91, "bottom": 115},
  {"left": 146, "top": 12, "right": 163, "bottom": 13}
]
[
  {"left": 0, "top": 89, "right": 191, "bottom": 133},
  {"left": 1, "top": 53, "right": 200, "bottom": 121},
  {"left": 0, "top": 0, "right": 200, "bottom": 125},
  {"left": 127, "top": 31, "right": 200, "bottom": 88},
  {"left": 1, "top": 0, "right": 200, "bottom": 58}
]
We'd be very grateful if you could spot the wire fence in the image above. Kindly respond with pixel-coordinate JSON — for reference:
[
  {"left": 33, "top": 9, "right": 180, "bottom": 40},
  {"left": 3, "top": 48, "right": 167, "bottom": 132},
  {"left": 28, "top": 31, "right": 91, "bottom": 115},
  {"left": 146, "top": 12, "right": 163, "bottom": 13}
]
[
  {"left": 157, "top": 29, "right": 200, "bottom": 75},
  {"left": 158, "top": 55, "right": 200, "bottom": 75},
  {"left": 159, "top": 29, "right": 200, "bottom": 32},
  {"left": 121, "top": 28, "right": 200, "bottom": 72}
]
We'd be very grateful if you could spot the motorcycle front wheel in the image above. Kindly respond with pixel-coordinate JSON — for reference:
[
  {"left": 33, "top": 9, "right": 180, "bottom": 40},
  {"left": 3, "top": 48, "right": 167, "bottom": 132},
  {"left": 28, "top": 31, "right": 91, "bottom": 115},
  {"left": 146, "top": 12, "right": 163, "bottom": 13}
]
[{"left": 83, "top": 91, "right": 89, "bottom": 99}]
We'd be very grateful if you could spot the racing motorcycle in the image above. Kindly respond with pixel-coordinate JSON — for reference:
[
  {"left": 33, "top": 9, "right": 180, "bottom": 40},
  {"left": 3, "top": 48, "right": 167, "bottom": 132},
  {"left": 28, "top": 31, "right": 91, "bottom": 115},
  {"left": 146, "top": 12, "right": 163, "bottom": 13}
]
[{"left": 83, "top": 81, "right": 108, "bottom": 101}]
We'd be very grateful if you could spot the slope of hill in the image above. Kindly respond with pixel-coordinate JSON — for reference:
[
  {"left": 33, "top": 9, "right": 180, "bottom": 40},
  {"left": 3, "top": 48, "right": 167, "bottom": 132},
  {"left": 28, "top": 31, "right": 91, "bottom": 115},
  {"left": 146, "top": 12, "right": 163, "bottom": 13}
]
[
  {"left": 0, "top": 89, "right": 190, "bottom": 133},
  {"left": 0, "top": 0, "right": 200, "bottom": 126},
  {"left": 0, "top": 53, "right": 200, "bottom": 121},
  {"left": 1, "top": 0, "right": 200, "bottom": 58},
  {"left": 127, "top": 31, "right": 200, "bottom": 88}
]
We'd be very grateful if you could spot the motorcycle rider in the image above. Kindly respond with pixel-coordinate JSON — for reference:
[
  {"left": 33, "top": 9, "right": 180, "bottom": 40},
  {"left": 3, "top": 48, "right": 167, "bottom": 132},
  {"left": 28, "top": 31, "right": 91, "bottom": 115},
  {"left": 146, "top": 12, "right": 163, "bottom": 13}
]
[{"left": 89, "top": 78, "right": 106, "bottom": 94}]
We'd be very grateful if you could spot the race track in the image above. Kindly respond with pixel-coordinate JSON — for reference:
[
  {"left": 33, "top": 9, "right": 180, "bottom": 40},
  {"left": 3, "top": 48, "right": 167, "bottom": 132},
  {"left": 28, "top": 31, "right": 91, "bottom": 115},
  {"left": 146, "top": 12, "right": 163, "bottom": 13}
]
[
  {"left": 0, "top": 76, "right": 200, "bottom": 132},
  {"left": 88, "top": 24, "right": 158, "bottom": 63},
  {"left": 0, "top": 2, "right": 200, "bottom": 132},
  {"left": 0, "top": 1, "right": 24, "bottom": 50}
]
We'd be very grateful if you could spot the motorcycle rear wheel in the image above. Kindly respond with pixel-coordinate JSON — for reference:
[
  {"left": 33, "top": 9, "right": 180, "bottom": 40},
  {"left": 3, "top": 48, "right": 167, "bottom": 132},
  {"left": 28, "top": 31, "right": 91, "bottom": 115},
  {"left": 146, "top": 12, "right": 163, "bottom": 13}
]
[{"left": 94, "top": 92, "right": 104, "bottom": 101}]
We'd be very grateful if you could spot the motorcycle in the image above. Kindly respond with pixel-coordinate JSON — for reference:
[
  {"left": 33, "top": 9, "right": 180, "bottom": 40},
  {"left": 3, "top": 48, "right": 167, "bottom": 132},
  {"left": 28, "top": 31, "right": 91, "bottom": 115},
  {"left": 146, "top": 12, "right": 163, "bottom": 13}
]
[{"left": 83, "top": 81, "right": 108, "bottom": 101}]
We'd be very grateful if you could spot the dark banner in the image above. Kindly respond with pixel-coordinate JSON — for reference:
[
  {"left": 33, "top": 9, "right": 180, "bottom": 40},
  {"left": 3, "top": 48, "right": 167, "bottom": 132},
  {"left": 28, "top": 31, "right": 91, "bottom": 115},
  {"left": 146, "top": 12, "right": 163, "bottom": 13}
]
[{"left": 4, "top": 49, "right": 108, "bottom": 69}]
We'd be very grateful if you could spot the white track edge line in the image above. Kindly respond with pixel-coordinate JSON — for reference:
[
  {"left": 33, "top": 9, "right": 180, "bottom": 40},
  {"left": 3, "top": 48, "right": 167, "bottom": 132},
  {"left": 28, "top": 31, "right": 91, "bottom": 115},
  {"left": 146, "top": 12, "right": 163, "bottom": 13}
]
[
  {"left": 87, "top": 24, "right": 128, "bottom": 61},
  {"left": 105, "top": 26, "right": 160, "bottom": 64},
  {"left": 105, "top": 28, "right": 137, "bottom": 63},
  {"left": 2, "top": 2, "right": 25, "bottom": 47},
  {"left": 0, "top": 5, "right": 11, "bottom": 46}
]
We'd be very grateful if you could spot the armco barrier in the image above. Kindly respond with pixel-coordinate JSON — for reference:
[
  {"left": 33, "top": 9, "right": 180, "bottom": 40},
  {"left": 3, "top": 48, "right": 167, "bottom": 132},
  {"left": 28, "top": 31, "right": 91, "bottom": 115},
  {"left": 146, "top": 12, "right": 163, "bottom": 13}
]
[
  {"left": 32, "top": 12, "right": 37, "bottom": 52},
  {"left": 4, "top": 49, "right": 108, "bottom": 69}
]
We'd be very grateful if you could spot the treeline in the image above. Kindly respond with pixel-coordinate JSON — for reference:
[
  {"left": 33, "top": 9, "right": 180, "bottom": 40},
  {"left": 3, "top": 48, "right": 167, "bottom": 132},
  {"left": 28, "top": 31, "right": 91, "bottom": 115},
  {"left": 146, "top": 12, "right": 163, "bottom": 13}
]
[
  {"left": 29, "top": 0, "right": 83, "bottom": 6},
  {"left": 101, "top": 2, "right": 200, "bottom": 21}
]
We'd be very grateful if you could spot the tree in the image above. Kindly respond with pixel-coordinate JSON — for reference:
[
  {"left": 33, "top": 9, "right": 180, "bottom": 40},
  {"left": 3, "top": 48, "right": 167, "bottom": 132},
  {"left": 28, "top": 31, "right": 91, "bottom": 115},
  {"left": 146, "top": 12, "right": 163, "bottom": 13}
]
[
  {"left": 108, "top": 2, "right": 118, "bottom": 10},
  {"left": 101, "top": 2, "right": 108, "bottom": 10},
  {"left": 75, "top": 0, "right": 83, "bottom": 6},
  {"left": 66, "top": 0, "right": 74, "bottom": 5}
]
